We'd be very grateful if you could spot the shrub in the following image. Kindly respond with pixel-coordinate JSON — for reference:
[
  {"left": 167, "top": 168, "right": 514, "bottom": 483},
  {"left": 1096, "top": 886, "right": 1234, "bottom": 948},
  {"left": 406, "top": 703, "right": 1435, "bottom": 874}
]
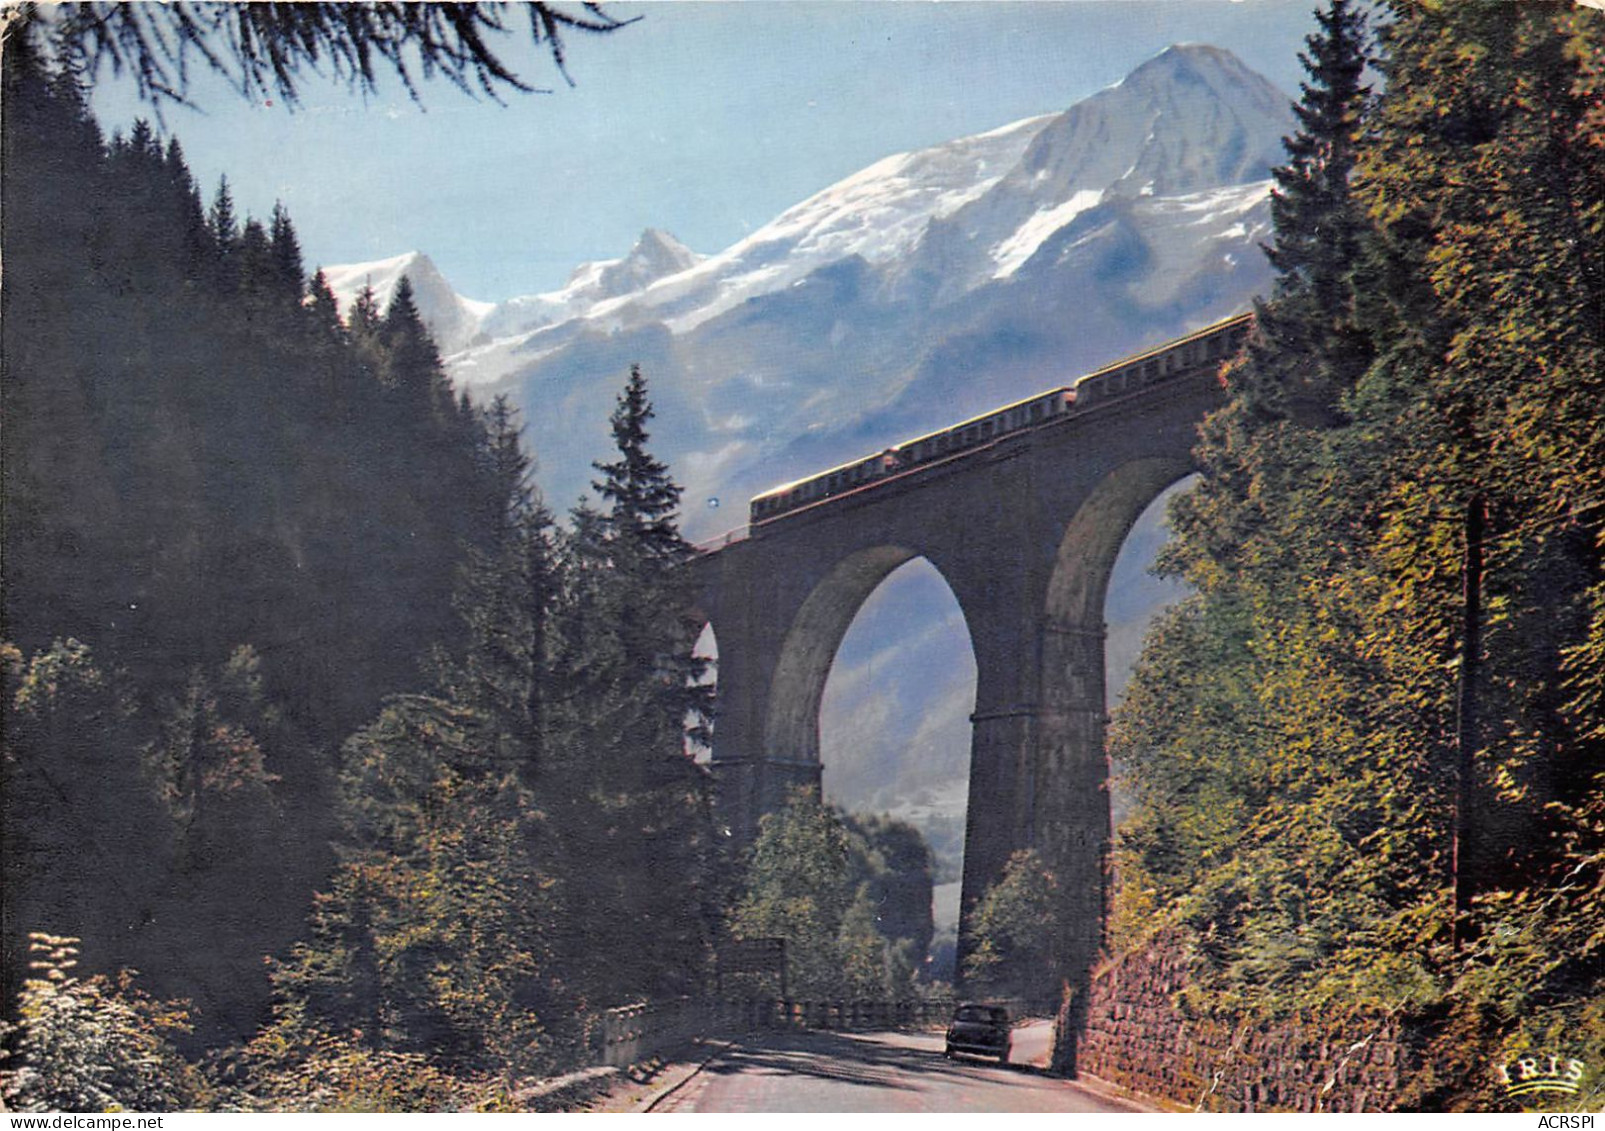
[
  {"left": 229, "top": 1005, "right": 512, "bottom": 1112},
  {"left": 0, "top": 934, "right": 199, "bottom": 1112}
]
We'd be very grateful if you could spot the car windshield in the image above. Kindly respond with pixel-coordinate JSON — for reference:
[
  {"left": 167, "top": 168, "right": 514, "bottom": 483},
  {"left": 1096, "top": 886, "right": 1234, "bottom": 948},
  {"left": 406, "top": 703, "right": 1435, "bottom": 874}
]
[{"left": 955, "top": 1006, "right": 1004, "bottom": 1023}]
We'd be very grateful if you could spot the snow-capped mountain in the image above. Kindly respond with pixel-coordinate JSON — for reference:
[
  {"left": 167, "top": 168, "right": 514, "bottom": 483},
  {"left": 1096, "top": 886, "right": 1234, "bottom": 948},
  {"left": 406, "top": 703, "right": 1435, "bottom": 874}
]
[
  {"left": 323, "top": 251, "right": 493, "bottom": 356},
  {"left": 889, "top": 43, "right": 1289, "bottom": 302},
  {"left": 474, "top": 228, "right": 704, "bottom": 342}
]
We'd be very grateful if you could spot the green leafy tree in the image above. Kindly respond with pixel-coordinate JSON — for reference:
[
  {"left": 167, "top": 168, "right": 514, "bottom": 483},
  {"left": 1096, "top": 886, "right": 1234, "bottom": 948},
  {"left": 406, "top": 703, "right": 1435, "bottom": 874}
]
[
  {"left": 0, "top": 935, "right": 199, "bottom": 1113},
  {"left": 730, "top": 788, "right": 857, "bottom": 999},
  {"left": 843, "top": 813, "right": 934, "bottom": 988},
  {"left": 274, "top": 695, "right": 573, "bottom": 1074},
  {"left": 731, "top": 789, "right": 920, "bottom": 1000},
  {"left": 962, "top": 849, "right": 1061, "bottom": 1000}
]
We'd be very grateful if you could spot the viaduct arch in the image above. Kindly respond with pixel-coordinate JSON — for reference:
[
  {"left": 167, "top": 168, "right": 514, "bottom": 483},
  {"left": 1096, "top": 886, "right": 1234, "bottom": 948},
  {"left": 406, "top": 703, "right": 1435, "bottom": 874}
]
[{"left": 686, "top": 318, "right": 1242, "bottom": 1063}]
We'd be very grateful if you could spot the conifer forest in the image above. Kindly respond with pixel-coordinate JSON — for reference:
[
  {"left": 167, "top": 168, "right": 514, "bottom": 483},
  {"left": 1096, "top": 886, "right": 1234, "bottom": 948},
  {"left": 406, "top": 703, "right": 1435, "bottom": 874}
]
[{"left": 1, "top": 0, "right": 1603, "bottom": 1114}]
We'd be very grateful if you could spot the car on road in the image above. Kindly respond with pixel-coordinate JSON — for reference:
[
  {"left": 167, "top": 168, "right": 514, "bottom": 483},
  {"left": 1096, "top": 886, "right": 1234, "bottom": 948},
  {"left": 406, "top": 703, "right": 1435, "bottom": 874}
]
[{"left": 944, "top": 1002, "right": 1011, "bottom": 1064}]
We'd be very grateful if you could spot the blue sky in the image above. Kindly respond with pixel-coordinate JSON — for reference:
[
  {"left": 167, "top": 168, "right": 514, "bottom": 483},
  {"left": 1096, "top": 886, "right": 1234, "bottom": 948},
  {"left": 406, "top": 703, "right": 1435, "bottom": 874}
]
[{"left": 89, "top": 1, "right": 1322, "bottom": 302}]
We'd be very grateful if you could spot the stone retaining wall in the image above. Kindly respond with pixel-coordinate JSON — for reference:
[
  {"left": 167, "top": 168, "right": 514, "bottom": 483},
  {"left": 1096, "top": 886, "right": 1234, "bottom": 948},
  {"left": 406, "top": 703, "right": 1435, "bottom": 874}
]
[{"left": 1072, "top": 933, "right": 1417, "bottom": 1112}]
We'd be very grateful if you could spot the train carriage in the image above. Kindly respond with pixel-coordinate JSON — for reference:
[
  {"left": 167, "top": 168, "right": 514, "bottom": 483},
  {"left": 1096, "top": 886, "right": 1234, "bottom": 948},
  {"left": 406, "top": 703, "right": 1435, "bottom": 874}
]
[{"left": 747, "top": 313, "right": 1252, "bottom": 529}]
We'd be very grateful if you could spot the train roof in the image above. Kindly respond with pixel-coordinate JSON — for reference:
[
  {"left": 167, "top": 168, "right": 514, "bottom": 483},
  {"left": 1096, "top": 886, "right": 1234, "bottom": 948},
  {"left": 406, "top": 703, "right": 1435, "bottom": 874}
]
[
  {"left": 750, "top": 449, "right": 897, "bottom": 503},
  {"left": 1072, "top": 310, "right": 1254, "bottom": 390},
  {"left": 748, "top": 311, "right": 1254, "bottom": 505}
]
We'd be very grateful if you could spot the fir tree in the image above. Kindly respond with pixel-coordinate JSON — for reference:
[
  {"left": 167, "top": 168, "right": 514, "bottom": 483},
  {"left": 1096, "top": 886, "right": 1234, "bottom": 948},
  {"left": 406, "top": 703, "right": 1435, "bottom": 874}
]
[
  {"left": 594, "top": 365, "right": 692, "bottom": 565},
  {"left": 381, "top": 276, "right": 452, "bottom": 416},
  {"left": 305, "top": 270, "right": 345, "bottom": 342},
  {"left": 207, "top": 175, "right": 238, "bottom": 250},
  {"left": 163, "top": 138, "right": 212, "bottom": 283},
  {"left": 18, "top": 3, "right": 634, "bottom": 110},
  {"left": 236, "top": 217, "right": 273, "bottom": 303},
  {"left": 543, "top": 366, "right": 716, "bottom": 1003},
  {"left": 268, "top": 203, "right": 306, "bottom": 304},
  {"left": 589, "top": 364, "right": 712, "bottom": 757},
  {"left": 433, "top": 397, "right": 559, "bottom": 773},
  {"left": 1251, "top": 0, "right": 1375, "bottom": 427},
  {"left": 348, "top": 283, "right": 382, "bottom": 339}
]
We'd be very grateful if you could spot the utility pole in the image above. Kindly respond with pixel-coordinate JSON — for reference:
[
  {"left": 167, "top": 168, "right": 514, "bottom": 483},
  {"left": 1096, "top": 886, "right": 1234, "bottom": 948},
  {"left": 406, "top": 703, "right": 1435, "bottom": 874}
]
[{"left": 1451, "top": 495, "right": 1484, "bottom": 951}]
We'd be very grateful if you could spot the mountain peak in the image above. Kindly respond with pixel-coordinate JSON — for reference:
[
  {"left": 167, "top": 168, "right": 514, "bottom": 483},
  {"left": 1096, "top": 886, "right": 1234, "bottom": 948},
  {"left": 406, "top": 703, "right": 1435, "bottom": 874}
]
[
  {"left": 1143, "top": 42, "right": 1245, "bottom": 69},
  {"left": 995, "top": 42, "right": 1288, "bottom": 211},
  {"left": 580, "top": 228, "right": 702, "bottom": 302},
  {"left": 322, "top": 250, "right": 489, "bottom": 354},
  {"left": 634, "top": 227, "right": 695, "bottom": 259},
  {"left": 1117, "top": 43, "right": 1289, "bottom": 119},
  {"left": 623, "top": 227, "right": 700, "bottom": 278}
]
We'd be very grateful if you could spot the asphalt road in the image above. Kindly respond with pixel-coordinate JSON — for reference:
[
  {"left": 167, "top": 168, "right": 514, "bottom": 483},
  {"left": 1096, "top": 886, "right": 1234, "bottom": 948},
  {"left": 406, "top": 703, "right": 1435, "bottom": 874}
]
[{"left": 655, "top": 1021, "right": 1146, "bottom": 1113}]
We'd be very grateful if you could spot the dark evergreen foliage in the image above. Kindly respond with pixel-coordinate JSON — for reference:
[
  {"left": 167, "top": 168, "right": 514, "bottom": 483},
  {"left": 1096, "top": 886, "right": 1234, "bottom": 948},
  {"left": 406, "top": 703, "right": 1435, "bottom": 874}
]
[
  {"left": 540, "top": 366, "right": 718, "bottom": 1006},
  {"left": 1251, "top": 0, "right": 1375, "bottom": 427},
  {"left": 842, "top": 813, "right": 936, "bottom": 981},
  {"left": 0, "top": 41, "right": 513, "bottom": 1040},
  {"left": 16, "top": 2, "right": 636, "bottom": 109}
]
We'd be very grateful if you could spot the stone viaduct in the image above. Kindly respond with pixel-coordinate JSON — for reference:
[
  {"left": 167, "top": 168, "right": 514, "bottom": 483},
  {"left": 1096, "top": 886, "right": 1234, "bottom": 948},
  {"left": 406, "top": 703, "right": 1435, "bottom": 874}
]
[{"left": 685, "top": 316, "right": 1246, "bottom": 1031}]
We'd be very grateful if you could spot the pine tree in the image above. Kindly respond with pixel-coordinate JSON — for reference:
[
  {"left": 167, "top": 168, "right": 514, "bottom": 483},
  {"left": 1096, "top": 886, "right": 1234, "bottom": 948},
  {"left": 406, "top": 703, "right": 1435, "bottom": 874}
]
[
  {"left": 543, "top": 366, "right": 716, "bottom": 1003},
  {"left": 433, "top": 397, "right": 559, "bottom": 773},
  {"left": 236, "top": 217, "right": 273, "bottom": 304},
  {"left": 163, "top": 138, "right": 212, "bottom": 284},
  {"left": 305, "top": 270, "right": 345, "bottom": 342},
  {"left": 1167, "top": 0, "right": 1377, "bottom": 591},
  {"left": 17, "top": 3, "right": 633, "bottom": 110},
  {"left": 381, "top": 276, "right": 452, "bottom": 417},
  {"left": 207, "top": 175, "right": 239, "bottom": 270},
  {"left": 348, "top": 283, "right": 382, "bottom": 339},
  {"left": 268, "top": 203, "right": 306, "bottom": 305},
  {"left": 1251, "top": 0, "right": 1375, "bottom": 427},
  {"left": 594, "top": 365, "right": 691, "bottom": 565},
  {"left": 589, "top": 364, "right": 712, "bottom": 758}
]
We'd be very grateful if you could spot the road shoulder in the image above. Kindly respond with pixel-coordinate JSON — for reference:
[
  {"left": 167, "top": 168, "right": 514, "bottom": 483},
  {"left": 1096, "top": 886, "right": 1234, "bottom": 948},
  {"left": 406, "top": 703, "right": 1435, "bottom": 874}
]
[{"left": 588, "top": 1038, "right": 735, "bottom": 1112}]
